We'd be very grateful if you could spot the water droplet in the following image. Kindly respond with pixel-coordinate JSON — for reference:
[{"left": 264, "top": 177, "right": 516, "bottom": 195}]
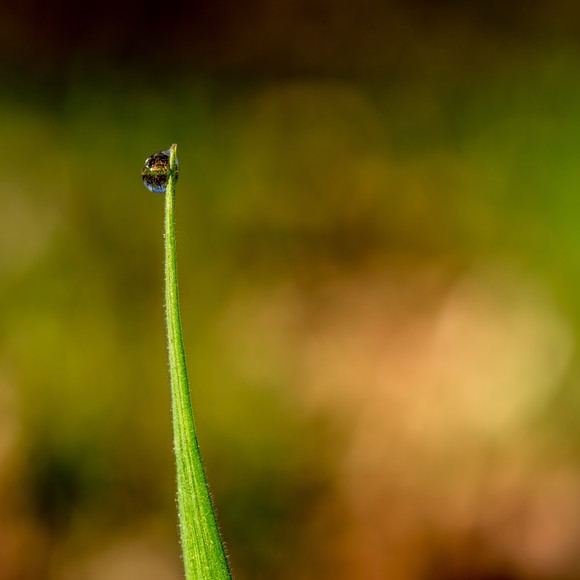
[{"left": 142, "top": 148, "right": 179, "bottom": 193}]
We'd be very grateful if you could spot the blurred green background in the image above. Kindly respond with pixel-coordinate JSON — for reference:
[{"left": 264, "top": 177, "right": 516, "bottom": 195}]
[{"left": 3, "top": 1, "right": 580, "bottom": 578}]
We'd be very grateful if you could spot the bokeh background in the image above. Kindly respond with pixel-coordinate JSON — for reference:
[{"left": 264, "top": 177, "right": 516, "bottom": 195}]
[{"left": 3, "top": 1, "right": 580, "bottom": 578}]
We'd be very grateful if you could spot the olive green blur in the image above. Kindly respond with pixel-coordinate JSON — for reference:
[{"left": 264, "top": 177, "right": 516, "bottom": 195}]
[{"left": 3, "top": 3, "right": 580, "bottom": 579}]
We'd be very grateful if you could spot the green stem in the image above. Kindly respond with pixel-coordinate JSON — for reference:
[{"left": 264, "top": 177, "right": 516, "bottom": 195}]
[{"left": 164, "top": 144, "right": 231, "bottom": 579}]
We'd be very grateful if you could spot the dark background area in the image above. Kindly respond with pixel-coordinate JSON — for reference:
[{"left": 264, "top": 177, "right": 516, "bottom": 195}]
[{"left": 2, "top": 1, "right": 580, "bottom": 579}]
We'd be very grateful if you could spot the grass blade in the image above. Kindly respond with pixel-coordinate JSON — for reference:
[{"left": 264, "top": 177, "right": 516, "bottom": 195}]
[{"left": 163, "top": 144, "right": 231, "bottom": 579}]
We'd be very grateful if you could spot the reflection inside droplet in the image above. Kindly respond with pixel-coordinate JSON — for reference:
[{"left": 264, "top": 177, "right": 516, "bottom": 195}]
[{"left": 142, "top": 148, "right": 179, "bottom": 193}]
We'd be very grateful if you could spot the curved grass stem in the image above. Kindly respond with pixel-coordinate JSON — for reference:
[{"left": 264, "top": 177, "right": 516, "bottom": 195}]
[{"left": 164, "top": 144, "right": 231, "bottom": 579}]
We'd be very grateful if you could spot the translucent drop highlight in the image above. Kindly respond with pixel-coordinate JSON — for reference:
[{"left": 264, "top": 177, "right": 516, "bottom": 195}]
[{"left": 142, "top": 148, "right": 179, "bottom": 193}]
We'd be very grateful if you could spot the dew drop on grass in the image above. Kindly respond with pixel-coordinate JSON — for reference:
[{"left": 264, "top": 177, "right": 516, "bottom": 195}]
[{"left": 142, "top": 148, "right": 178, "bottom": 193}]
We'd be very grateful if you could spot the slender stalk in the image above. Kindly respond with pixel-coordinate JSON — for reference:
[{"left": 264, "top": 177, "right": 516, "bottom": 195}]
[{"left": 164, "top": 144, "right": 231, "bottom": 579}]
